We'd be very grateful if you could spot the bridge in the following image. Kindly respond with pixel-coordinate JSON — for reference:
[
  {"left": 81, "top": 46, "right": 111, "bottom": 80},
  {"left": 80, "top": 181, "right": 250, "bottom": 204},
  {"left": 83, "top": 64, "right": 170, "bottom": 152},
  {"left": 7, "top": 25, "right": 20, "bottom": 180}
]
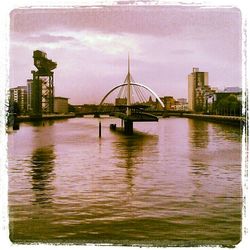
[{"left": 99, "top": 55, "right": 164, "bottom": 135}]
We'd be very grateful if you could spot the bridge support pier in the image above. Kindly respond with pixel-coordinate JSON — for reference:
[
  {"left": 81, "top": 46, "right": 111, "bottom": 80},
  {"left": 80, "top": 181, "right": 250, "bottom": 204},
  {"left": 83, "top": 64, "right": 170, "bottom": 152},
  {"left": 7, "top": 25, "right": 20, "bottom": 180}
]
[
  {"left": 99, "top": 121, "right": 102, "bottom": 138},
  {"left": 124, "top": 120, "right": 133, "bottom": 135}
]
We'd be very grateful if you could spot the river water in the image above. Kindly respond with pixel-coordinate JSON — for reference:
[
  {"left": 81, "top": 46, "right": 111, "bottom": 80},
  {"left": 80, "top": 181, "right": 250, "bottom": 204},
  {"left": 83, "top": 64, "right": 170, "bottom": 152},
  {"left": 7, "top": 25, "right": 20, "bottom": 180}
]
[{"left": 8, "top": 117, "right": 242, "bottom": 246}]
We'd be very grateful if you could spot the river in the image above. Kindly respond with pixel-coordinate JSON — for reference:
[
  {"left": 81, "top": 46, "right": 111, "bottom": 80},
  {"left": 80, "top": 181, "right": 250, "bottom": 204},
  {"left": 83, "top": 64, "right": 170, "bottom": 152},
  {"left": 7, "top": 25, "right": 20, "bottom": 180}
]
[{"left": 8, "top": 117, "right": 242, "bottom": 246}]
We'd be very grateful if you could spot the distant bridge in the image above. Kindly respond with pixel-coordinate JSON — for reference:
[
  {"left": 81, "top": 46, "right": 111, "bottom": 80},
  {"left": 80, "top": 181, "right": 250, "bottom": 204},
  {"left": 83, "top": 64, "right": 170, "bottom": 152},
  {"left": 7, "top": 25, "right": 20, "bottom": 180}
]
[{"left": 75, "top": 109, "right": 191, "bottom": 117}]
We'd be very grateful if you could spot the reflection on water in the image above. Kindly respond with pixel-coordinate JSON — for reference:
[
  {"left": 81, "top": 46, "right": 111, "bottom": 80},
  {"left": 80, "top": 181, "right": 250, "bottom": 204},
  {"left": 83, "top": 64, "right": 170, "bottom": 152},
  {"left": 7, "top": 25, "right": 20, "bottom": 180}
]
[
  {"left": 211, "top": 122, "right": 242, "bottom": 143},
  {"left": 29, "top": 120, "right": 55, "bottom": 127},
  {"left": 8, "top": 118, "right": 242, "bottom": 246},
  {"left": 30, "top": 146, "right": 55, "bottom": 205},
  {"left": 188, "top": 119, "right": 210, "bottom": 189},
  {"left": 113, "top": 132, "right": 158, "bottom": 192},
  {"left": 188, "top": 119, "right": 209, "bottom": 148}
]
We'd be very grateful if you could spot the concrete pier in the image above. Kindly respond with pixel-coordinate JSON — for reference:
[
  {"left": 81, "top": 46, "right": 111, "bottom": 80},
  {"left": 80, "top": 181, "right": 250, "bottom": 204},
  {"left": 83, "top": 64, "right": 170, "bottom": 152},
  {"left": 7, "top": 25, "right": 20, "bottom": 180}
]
[{"left": 124, "top": 120, "right": 133, "bottom": 135}]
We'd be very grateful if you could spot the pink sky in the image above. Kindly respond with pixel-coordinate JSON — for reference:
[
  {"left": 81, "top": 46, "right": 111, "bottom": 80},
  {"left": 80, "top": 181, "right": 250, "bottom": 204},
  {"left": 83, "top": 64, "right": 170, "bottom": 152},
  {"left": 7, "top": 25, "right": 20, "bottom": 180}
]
[{"left": 10, "top": 6, "right": 242, "bottom": 104}]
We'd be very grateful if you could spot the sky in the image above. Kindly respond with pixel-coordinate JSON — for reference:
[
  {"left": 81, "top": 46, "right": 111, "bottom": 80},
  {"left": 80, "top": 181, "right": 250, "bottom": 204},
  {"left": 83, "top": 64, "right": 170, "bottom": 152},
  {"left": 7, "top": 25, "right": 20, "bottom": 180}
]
[{"left": 9, "top": 5, "right": 242, "bottom": 104}]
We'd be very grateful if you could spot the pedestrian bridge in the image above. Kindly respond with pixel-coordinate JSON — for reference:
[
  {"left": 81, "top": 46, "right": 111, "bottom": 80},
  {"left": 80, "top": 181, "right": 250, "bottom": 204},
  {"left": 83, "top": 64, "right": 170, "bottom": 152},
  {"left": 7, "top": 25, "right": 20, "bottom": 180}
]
[{"left": 99, "top": 55, "right": 164, "bottom": 134}]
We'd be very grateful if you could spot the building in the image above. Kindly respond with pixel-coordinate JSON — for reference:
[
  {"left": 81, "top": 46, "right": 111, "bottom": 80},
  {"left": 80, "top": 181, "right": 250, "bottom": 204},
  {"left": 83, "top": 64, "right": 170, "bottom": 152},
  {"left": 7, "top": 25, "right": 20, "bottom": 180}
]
[
  {"left": 212, "top": 87, "right": 242, "bottom": 103},
  {"left": 153, "top": 96, "right": 176, "bottom": 110},
  {"left": 160, "top": 96, "right": 176, "bottom": 110},
  {"left": 188, "top": 67, "right": 210, "bottom": 112},
  {"left": 72, "top": 104, "right": 99, "bottom": 114},
  {"left": 223, "top": 87, "right": 242, "bottom": 93},
  {"left": 174, "top": 98, "right": 188, "bottom": 111},
  {"left": 145, "top": 96, "right": 177, "bottom": 110},
  {"left": 9, "top": 86, "right": 28, "bottom": 114},
  {"left": 54, "top": 97, "right": 69, "bottom": 114},
  {"left": 177, "top": 98, "right": 187, "bottom": 104},
  {"left": 115, "top": 97, "right": 127, "bottom": 106},
  {"left": 27, "top": 79, "right": 33, "bottom": 112}
]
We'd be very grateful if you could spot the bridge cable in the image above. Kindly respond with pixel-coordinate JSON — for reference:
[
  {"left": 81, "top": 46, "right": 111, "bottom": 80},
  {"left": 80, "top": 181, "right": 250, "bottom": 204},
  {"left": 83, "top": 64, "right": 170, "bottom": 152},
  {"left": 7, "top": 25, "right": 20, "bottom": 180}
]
[
  {"left": 134, "top": 85, "right": 144, "bottom": 103},
  {"left": 137, "top": 85, "right": 146, "bottom": 103},
  {"left": 117, "top": 85, "right": 124, "bottom": 98},
  {"left": 138, "top": 86, "right": 147, "bottom": 103}
]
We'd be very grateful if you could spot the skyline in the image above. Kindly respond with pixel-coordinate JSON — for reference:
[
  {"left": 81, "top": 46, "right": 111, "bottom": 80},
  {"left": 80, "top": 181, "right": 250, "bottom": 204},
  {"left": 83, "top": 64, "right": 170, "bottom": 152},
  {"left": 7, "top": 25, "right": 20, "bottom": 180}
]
[{"left": 10, "top": 6, "right": 242, "bottom": 104}]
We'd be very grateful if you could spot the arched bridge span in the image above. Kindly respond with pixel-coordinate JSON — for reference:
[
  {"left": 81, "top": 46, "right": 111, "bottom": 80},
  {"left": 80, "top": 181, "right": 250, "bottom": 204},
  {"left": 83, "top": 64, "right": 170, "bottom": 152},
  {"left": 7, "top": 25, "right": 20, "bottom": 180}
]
[{"left": 99, "top": 82, "right": 165, "bottom": 108}]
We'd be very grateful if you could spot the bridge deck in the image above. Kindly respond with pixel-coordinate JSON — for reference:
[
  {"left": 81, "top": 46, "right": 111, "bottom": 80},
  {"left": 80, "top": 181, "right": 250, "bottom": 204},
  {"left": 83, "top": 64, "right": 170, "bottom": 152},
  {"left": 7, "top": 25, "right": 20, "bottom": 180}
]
[{"left": 114, "top": 112, "right": 158, "bottom": 122}]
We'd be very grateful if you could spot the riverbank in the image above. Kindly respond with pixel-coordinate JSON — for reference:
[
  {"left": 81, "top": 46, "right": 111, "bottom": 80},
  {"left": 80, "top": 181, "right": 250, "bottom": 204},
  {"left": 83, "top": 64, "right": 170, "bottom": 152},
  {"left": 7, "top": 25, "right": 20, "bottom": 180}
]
[
  {"left": 13, "top": 112, "right": 245, "bottom": 127},
  {"left": 180, "top": 113, "right": 245, "bottom": 126},
  {"left": 16, "top": 113, "right": 76, "bottom": 122}
]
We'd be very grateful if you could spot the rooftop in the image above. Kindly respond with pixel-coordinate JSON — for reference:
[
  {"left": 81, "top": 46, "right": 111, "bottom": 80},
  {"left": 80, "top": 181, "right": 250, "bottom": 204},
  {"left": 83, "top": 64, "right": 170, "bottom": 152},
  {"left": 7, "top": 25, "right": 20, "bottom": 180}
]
[{"left": 223, "top": 87, "right": 242, "bottom": 93}]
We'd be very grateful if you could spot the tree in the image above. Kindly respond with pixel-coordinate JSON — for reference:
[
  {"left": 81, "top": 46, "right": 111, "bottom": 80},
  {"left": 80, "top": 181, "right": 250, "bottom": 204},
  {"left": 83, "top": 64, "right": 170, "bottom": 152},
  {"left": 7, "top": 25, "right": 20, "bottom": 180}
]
[
  {"left": 8, "top": 101, "right": 20, "bottom": 115},
  {"left": 215, "top": 94, "right": 241, "bottom": 116}
]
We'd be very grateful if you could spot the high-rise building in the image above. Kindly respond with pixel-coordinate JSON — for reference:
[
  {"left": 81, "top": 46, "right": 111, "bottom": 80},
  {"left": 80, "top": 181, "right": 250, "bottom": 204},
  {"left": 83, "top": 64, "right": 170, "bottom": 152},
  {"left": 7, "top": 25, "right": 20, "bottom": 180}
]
[
  {"left": 188, "top": 67, "right": 209, "bottom": 112},
  {"left": 27, "top": 79, "right": 33, "bottom": 112},
  {"left": 9, "top": 86, "right": 27, "bottom": 114}
]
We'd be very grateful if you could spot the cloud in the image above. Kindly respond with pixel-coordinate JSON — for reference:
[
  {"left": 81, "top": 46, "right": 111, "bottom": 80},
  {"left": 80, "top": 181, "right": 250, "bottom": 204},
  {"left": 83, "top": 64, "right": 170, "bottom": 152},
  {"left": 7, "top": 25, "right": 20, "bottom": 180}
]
[
  {"left": 10, "top": 31, "right": 77, "bottom": 50},
  {"left": 12, "top": 29, "right": 142, "bottom": 56},
  {"left": 9, "top": 6, "right": 242, "bottom": 104},
  {"left": 30, "top": 34, "right": 75, "bottom": 43},
  {"left": 10, "top": 6, "right": 241, "bottom": 39},
  {"left": 61, "top": 30, "right": 141, "bottom": 55}
]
